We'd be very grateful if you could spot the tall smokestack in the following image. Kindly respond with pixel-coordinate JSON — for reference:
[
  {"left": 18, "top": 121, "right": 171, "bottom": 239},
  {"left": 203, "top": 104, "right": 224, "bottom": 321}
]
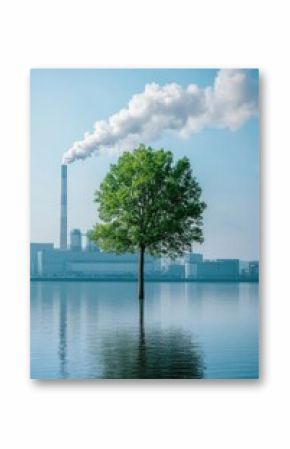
[{"left": 60, "top": 164, "right": 67, "bottom": 249}]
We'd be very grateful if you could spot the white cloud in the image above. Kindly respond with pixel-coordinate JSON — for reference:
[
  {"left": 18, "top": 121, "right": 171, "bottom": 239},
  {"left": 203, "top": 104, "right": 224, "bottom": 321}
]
[{"left": 63, "top": 69, "right": 258, "bottom": 164}]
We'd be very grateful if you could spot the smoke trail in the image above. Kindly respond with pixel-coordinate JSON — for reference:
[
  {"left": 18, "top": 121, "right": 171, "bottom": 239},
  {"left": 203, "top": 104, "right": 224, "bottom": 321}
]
[{"left": 63, "top": 69, "right": 258, "bottom": 164}]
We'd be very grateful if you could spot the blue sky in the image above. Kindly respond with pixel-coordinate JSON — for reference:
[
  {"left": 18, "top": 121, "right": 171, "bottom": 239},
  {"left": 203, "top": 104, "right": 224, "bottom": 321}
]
[{"left": 30, "top": 69, "right": 259, "bottom": 260}]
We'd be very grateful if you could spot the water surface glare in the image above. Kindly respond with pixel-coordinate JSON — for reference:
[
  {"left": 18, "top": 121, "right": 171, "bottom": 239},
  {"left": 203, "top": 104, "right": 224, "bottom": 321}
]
[{"left": 30, "top": 281, "right": 259, "bottom": 379}]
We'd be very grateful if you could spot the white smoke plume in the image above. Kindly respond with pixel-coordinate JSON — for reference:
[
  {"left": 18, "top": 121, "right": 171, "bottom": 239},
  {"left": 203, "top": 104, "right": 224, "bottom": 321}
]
[{"left": 63, "top": 69, "right": 258, "bottom": 164}]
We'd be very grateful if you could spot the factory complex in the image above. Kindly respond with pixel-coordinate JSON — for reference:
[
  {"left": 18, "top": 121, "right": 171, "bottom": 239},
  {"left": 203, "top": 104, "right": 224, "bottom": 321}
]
[{"left": 30, "top": 230, "right": 258, "bottom": 281}]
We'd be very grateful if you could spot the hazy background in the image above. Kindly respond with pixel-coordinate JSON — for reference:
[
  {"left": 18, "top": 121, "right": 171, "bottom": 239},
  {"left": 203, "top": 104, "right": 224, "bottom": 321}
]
[{"left": 30, "top": 68, "right": 259, "bottom": 260}]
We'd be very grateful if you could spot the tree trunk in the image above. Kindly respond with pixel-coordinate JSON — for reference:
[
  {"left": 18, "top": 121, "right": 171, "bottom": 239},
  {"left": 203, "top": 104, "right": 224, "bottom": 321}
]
[
  {"left": 138, "top": 245, "right": 145, "bottom": 299},
  {"left": 139, "top": 296, "right": 145, "bottom": 346}
]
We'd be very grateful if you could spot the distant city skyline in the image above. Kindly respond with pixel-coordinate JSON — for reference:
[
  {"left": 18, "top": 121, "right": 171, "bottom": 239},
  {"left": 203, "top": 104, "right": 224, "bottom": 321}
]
[
  {"left": 30, "top": 241, "right": 259, "bottom": 281},
  {"left": 31, "top": 69, "right": 259, "bottom": 260}
]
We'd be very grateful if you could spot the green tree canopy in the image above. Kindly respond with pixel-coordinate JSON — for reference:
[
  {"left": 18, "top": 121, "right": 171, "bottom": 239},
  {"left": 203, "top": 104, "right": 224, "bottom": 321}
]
[{"left": 91, "top": 144, "right": 206, "bottom": 298}]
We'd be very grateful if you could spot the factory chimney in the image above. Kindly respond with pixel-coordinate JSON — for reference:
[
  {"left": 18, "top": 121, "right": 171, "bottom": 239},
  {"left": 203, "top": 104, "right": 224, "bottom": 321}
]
[{"left": 60, "top": 164, "right": 67, "bottom": 249}]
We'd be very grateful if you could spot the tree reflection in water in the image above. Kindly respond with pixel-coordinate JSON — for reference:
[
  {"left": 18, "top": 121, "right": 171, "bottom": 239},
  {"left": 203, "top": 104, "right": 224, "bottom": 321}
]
[{"left": 102, "top": 298, "right": 204, "bottom": 379}]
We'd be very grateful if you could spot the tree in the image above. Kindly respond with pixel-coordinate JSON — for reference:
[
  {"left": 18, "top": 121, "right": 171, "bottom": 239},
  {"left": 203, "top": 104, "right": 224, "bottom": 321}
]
[{"left": 91, "top": 144, "right": 206, "bottom": 299}]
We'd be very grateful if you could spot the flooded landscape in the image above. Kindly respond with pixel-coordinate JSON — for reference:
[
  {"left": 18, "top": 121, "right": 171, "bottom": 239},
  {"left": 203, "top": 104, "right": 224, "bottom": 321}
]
[{"left": 31, "top": 281, "right": 259, "bottom": 379}]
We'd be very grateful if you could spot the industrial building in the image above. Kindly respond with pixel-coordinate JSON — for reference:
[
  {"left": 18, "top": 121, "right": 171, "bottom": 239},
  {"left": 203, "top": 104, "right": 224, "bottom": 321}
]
[
  {"left": 30, "top": 237, "right": 258, "bottom": 281},
  {"left": 33, "top": 247, "right": 161, "bottom": 278},
  {"left": 30, "top": 231, "right": 161, "bottom": 279},
  {"left": 239, "top": 260, "right": 259, "bottom": 280},
  {"left": 198, "top": 259, "right": 239, "bottom": 280},
  {"left": 30, "top": 243, "right": 54, "bottom": 276}
]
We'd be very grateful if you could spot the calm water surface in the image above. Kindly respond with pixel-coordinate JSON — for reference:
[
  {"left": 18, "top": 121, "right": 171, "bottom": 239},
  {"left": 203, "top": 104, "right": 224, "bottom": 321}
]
[{"left": 30, "top": 281, "right": 259, "bottom": 379}]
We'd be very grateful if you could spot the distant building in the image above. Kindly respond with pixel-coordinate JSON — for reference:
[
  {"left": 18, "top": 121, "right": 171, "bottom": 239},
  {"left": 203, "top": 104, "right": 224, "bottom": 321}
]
[
  {"left": 185, "top": 253, "right": 203, "bottom": 279},
  {"left": 249, "top": 261, "right": 259, "bottom": 276},
  {"left": 239, "top": 260, "right": 259, "bottom": 281},
  {"left": 197, "top": 259, "right": 240, "bottom": 280},
  {"left": 167, "top": 264, "right": 185, "bottom": 278},
  {"left": 70, "top": 229, "right": 82, "bottom": 251},
  {"left": 85, "top": 231, "right": 99, "bottom": 252},
  {"left": 30, "top": 243, "right": 159, "bottom": 278},
  {"left": 185, "top": 253, "right": 203, "bottom": 264},
  {"left": 30, "top": 234, "right": 258, "bottom": 281},
  {"left": 30, "top": 243, "right": 54, "bottom": 276}
]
